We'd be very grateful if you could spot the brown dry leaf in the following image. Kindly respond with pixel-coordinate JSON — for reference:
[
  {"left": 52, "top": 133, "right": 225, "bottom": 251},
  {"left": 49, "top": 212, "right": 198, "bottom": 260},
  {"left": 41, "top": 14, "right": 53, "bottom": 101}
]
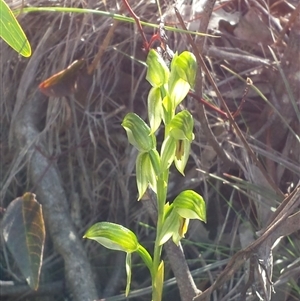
[{"left": 234, "top": 8, "right": 273, "bottom": 45}]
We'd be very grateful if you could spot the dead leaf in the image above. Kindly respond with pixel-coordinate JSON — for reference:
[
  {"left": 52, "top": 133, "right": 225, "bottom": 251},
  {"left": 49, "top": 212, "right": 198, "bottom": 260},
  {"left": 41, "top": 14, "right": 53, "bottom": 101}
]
[{"left": 234, "top": 8, "right": 273, "bottom": 45}]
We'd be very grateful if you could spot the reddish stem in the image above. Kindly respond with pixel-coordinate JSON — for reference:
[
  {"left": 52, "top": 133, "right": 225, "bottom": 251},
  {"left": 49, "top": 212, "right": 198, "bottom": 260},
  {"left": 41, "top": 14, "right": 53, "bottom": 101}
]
[
  {"left": 188, "top": 91, "right": 228, "bottom": 119},
  {"left": 122, "top": 0, "right": 150, "bottom": 51}
]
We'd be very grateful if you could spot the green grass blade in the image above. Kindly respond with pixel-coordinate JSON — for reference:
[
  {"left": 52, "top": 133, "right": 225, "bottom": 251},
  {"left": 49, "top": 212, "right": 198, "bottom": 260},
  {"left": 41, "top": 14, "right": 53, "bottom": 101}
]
[
  {"left": 0, "top": 0, "right": 31, "bottom": 57},
  {"left": 14, "top": 6, "right": 218, "bottom": 37}
]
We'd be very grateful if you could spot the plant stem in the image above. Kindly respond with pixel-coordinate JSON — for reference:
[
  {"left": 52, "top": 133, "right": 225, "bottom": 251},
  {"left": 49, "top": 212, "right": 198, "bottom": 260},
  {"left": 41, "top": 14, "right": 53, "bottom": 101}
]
[{"left": 151, "top": 171, "right": 168, "bottom": 301}]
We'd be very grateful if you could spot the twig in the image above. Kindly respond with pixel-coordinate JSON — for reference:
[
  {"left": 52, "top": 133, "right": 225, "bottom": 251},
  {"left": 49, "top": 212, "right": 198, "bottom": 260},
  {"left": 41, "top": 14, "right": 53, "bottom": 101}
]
[
  {"left": 188, "top": 91, "right": 228, "bottom": 119},
  {"left": 122, "top": 0, "right": 149, "bottom": 50},
  {"left": 232, "top": 78, "right": 252, "bottom": 119}
]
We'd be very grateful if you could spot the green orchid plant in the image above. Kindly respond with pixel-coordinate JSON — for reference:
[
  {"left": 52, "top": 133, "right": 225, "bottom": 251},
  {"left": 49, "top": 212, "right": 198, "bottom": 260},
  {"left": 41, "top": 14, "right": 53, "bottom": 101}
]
[{"left": 84, "top": 49, "right": 206, "bottom": 301}]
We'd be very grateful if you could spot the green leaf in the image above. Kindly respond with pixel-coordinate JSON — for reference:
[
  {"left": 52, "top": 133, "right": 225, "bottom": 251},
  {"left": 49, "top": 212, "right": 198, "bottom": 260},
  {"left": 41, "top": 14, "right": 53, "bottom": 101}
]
[
  {"left": 136, "top": 152, "right": 150, "bottom": 200},
  {"left": 165, "top": 110, "right": 195, "bottom": 174},
  {"left": 83, "top": 222, "right": 140, "bottom": 253},
  {"left": 171, "top": 51, "right": 197, "bottom": 87},
  {"left": 153, "top": 260, "right": 164, "bottom": 301},
  {"left": 122, "top": 113, "right": 156, "bottom": 152},
  {"left": 169, "top": 77, "right": 191, "bottom": 108},
  {"left": 160, "top": 135, "right": 176, "bottom": 171},
  {"left": 146, "top": 49, "right": 170, "bottom": 87},
  {"left": 148, "top": 87, "right": 163, "bottom": 133},
  {"left": 169, "top": 110, "right": 195, "bottom": 142},
  {"left": 0, "top": 0, "right": 31, "bottom": 57},
  {"left": 174, "top": 139, "right": 191, "bottom": 175},
  {"left": 148, "top": 149, "right": 161, "bottom": 176},
  {"left": 136, "top": 244, "right": 153, "bottom": 273},
  {"left": 136, "top": 152, "right": 158, "bottom": 199},
  {"left": 142, "top": 152, "right": 157, "bottom": 194},
  {"left": 167, "top": 51, "right": 197, "bottom": 107},
  {"left": 162, "top": 94, "right": 174, "bottom": 125},
  {"left": 1, "top": 193, "right": 45, "bottom": 290},
  {"left": 158, "top": 203, "right": 179, "bottom": 245},
  {"left": 84, "top": 222, "right": 153, "bottom": 295},
  {"left": 158, "top": 203, "right": 189, "bottom": 246},
  {"left": 159, "top": 190, "right": 206, "bottom": 246},
  {"left": 173, "top": 190, "right": 206, "bottom": 222}
]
